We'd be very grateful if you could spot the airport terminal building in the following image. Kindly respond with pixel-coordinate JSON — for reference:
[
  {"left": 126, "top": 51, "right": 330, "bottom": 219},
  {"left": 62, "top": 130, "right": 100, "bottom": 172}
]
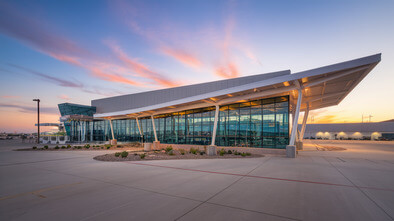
[{"left": 58, "top": 54, "right": 381, "bottom": 149}]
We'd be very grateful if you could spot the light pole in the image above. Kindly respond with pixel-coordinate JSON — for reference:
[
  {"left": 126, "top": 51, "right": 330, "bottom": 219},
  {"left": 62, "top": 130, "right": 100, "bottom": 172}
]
[{"left": 33, "top": 99, "right": 40, "bottom": 144}]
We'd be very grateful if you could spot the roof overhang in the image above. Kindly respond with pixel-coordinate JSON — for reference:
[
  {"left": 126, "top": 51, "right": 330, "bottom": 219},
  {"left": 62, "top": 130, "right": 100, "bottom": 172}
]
[{"left": 94, "top": 54, "right": 381, "bottom": 119}]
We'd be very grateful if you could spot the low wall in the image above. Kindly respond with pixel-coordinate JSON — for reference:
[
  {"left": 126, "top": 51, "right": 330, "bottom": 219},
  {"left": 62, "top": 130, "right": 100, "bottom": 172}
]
[{"left": 157, "top": 143, "right": 286, "bottom": 156}]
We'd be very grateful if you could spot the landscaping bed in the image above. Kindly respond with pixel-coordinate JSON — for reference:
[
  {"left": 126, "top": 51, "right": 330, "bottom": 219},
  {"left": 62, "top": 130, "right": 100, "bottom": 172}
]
[
  {"left": 314, "top": 144, "right": 346, "bottom": 151},
  {"left": 16, "top": 143, "right": 143, "bottom": 151},
  {"left": 93, "top": 147, "right": 263, "bottom": 162}
]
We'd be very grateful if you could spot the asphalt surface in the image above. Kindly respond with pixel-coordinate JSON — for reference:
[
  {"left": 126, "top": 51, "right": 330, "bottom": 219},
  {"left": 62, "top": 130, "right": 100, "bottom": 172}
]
[{"left": 0, "top": 139, "right": 393, "bottom": 221}]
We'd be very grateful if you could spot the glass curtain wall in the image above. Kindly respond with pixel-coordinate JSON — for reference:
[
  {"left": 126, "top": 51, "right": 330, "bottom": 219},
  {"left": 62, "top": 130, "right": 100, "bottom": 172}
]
[{"left": 68, "top": 96, "right": 289, "bottom": 148}]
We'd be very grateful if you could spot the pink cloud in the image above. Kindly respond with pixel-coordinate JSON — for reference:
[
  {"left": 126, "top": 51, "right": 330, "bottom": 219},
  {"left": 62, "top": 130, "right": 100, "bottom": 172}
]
[
  {"left": 0, "top": 2, "right": 91, "bottom": 61},
  {"left": 215, "top": 62, "right": 240, "bottom": 79},
  {"left": 0, "top": 2, "right": 184, "bottom": 89},
  {"left": 0, "top": 103, "right": 58, "bottom": 115},
  {"left": 213, "top": 17, "right": 241, "bottom": 79},
  {"left": 1, "top": 95, "right": 21, "bottom": 99},
  {"left": 9, "top": 64, "right": 123, "bottom": 97},
  {"left": 110, "top": 1, "right": 203, "bottom": 70},
  {"left": 57, "top": 94, "right": 71, "bottom": 100},
  {"left": 88, "top": 66, "right": 143, "bottom": 87},
  {"left": 160, "top": 47, "right": 201, "bottom": 68},
  {"left": 107, "top": 42, "right": 181, "bottom": 87}
]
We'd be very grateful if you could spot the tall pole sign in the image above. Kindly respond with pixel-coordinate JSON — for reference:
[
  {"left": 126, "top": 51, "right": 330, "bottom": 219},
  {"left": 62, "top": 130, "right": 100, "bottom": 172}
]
[{"left": 33, "top": 99, "right": 40, "bottom": 144}]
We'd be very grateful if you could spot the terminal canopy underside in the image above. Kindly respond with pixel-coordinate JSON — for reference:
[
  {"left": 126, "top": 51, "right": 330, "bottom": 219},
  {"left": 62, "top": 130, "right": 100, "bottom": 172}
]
[{"left": 93, "top": 54, "right": 380, "bottom": 120}]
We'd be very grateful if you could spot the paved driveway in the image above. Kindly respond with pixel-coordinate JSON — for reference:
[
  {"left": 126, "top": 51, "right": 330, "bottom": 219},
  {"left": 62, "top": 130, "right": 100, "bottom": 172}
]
[{"left": 0, "top": 140, "right": 393, "bottom": 221}]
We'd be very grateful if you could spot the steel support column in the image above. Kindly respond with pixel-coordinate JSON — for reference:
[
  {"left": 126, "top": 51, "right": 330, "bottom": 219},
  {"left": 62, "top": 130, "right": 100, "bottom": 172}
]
[
  {"left": 289, "top": 89, "right": 302, "bottom": 146},
  {"left": 136, "top": 117, "right": 143, "bottom": 138},
  {"left": 300, "top": 102, "right": 309, "bottom": 142},
  {"left": 211, "top": 105, "right": 220, "bottom": 146},
  {"left": 109, "top": 119, "right": 115, "bottom": 140},
  {"left": 151, "top": 115, "right": 158, "bottom": 142}
]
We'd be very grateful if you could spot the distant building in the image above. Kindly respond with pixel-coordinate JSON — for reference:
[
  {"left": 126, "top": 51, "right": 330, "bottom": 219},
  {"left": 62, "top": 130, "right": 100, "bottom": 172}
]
[{"left": 299, "top": 121, "right": 394, "bottom": 140}]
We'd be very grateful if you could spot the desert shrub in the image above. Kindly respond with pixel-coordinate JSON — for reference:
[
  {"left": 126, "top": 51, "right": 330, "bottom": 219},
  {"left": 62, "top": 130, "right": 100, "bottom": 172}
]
[
  {"left": 84, "top": 144, "right": 90, "bottom": 149},
  {"left": 61, "top": 146, "right": 66, "bottom": 149},
  {"left": 189, "top": 147, "right": 198, "bottom": 155},
  {"left": 115, "top": 152, "right": 121, "bottom": 157},
  {"left": 44, "top": 145, "right": 48, "bottom": 149},
  {"left": 218, "top": 148, "right": 226, "bottom": 156},
  {"left": 121, "top": 151, "right": 128, "bottom": 158},
  {"left": 32, "top": 146, "right": 37, "bottom": 149},
  {"left": 55, "top": 146, "right": 60, "bottom": 149},
  {"left": 179, "top": 149, "right": 185, "bottom": 155},
  {"left": 168, "top": 150, "right": 175, "bottom": 156},
  {"left": 227, "top": 150, "right": 232, "bottom": 154},
  {"left": 165, "top": 146, "right": 173, "bottom": 153},
  {"left": 140, "top": 153, "right": 146, "bottom": 159}
]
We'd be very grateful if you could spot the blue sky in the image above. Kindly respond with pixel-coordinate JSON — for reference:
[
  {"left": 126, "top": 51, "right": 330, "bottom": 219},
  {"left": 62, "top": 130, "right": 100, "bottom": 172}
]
[{"left": 0, "top": 0, "right": 393, "bottom": 132}]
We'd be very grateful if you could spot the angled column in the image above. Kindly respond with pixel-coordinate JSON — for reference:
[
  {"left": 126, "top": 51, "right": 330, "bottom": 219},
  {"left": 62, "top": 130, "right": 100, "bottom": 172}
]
[
  {"left": 151, "top": 116, "right": 158, "bottom": 142},
  {"left": 287, "top": 88, "right": 302, "bottom": 158},
  {"left": 300, "top": 102, "right": 310, "bottom": 142},
  {"left": 208, "top": 105, "right": 220, "bottom": 155},
  {"left": 136, "top": 117, "right": 143, "bottom": 140},
  {"left": 151, "top": 115, "right": 160, "bottom": 150},
  {"left": 109, "top": 119, "right": 117, "bottom": 145}
]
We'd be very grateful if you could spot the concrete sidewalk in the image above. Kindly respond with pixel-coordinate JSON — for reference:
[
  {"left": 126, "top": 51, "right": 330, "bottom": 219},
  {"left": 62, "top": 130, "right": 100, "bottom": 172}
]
[{"left": 0, "top": 140, "right": 393, "bottom": 220}]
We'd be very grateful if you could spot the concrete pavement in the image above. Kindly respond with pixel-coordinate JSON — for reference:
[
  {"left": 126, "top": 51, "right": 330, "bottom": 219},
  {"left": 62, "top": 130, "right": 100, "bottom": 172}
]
[{"left": 0, "top": 139, "right": 393, "bottom": 220}]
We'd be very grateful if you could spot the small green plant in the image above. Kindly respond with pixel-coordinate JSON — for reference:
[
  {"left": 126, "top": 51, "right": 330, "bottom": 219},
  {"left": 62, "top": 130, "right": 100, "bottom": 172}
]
[
  {"left": 32, "top": 146, "right": 37, "bottom": 149},
  {"left": 117, "top": 145, "right": 122, "bottom": 148},
  {"left": 44, "top": 145, "right": 48, "bottom": 149},
  {"left": 105, "top": 144, "right": 111, "bottom": 149},
  {"left": 101, "top": 146, "right": 104, "bottom": 149},
  {"left": 168, "top": 150, "right": 175, "bottom": 156},
  {"left": 61, "top": 146, "right": 66, "bottom": 149},
  {"left": 179, "top": 149, "right": 185, "bottom": 155},
  {"left": 219, "top": 148, "right": 226, "bottom": 156},
  {"left": 200, "top": 151, "right": 205, "bottom": 155},
  {"left": 140, "top": 153, "right": 146, "bottom": 159},
  {"left": 165, "top": 146, "right": 173, "bottom": 153},
  {"left": 55, "top": 146, "right": 60, "bottom": 149},
  {"left": 233, "top": 150, "right": 240, "bottom": 155},
  {"left": 84, "top": 144, "right": 90, "bottom": 149},
  {"left": 246, "top": 152, "right": 251, "bottom": 156},
  {"left": 189, "top": 147, "right": 198, "bottom": 155},
  {"left": 121, "top": 151, "right": 128, "bottom": 158},
  {"left": 67, "top": 144, "right": 71, "bottom": 149},
  {"left": 134, "top": 153, "right": 138, "bottom": 156},
  {"left": 115, "top": 152, "right": 121, "bottom": 157},
  {"left": 240, "top": 152, "right": 247, "bottom": 157},
  {"left": 227, "top": 150, "right": 233, "bottom": 154}
]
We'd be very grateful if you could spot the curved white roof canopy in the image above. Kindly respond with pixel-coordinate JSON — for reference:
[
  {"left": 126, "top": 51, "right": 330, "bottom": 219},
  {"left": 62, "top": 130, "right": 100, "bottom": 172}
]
[{"left": 93, "top": 54, "right": 381, "bottom": 119}]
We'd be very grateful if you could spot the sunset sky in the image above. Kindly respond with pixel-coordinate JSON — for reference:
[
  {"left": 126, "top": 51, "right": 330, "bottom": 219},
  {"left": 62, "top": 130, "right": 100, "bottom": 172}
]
[{"left": 1, "top": 0, "right": 393, "bottom": 133}]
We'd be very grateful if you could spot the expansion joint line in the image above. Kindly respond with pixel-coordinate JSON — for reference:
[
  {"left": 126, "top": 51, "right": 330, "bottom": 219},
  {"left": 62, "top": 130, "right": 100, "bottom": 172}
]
[
  {"left": 174, "top": 157, "right": 299, "bottom": 221},
  {"left": 323, "top": 157, "right": 393, "bottom": 220}
]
